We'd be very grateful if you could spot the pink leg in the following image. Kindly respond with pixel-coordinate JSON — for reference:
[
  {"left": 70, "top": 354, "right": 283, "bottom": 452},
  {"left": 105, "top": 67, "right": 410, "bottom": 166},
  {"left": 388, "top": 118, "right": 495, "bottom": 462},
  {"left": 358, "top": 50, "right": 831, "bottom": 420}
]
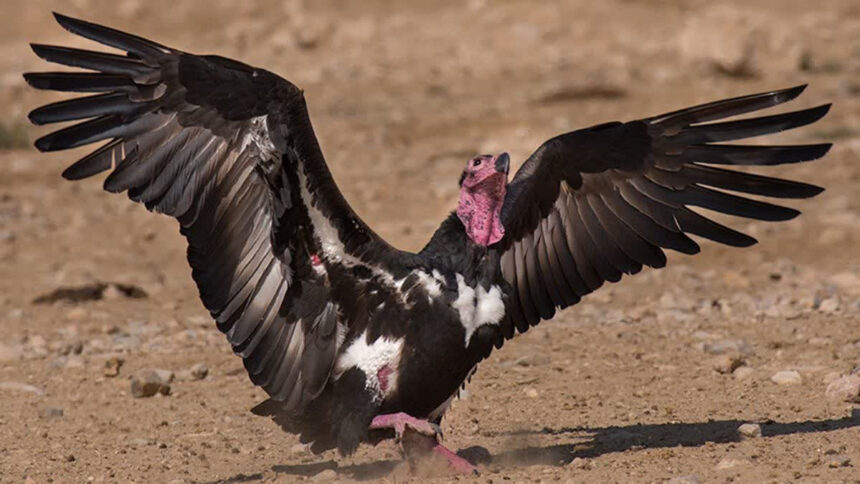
[{"left": 370, "top": 412, "right": 478, "bottom": 475}]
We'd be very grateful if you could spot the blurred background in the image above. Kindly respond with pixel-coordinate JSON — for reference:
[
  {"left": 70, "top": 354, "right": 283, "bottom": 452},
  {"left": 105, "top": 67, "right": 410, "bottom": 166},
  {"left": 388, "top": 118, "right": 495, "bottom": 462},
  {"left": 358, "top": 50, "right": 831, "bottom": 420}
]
[{"left": 1, "top": 1, "right": 859, "bottom": 483}]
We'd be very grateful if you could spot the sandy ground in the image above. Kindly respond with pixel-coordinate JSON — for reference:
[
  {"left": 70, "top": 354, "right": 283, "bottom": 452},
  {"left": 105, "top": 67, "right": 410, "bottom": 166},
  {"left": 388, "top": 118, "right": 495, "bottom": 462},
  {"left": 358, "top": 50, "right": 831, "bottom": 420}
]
[{"left": 1, "top": 0, "right": 860, "bottom": 482}]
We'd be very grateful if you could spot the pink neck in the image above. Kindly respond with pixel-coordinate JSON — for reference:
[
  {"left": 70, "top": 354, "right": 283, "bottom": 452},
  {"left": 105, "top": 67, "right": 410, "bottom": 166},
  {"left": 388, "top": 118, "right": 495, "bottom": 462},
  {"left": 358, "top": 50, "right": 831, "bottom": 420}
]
[{"left": 457, "top": 188, "right": 505, "bottom": 246}]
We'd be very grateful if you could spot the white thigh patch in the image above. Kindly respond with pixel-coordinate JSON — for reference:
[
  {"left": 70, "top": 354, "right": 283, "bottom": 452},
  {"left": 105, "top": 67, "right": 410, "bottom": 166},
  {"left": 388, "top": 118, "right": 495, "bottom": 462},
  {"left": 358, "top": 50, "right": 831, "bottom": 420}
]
[{"left": 333, "top": 331, "right": 404, "bottom": 402}]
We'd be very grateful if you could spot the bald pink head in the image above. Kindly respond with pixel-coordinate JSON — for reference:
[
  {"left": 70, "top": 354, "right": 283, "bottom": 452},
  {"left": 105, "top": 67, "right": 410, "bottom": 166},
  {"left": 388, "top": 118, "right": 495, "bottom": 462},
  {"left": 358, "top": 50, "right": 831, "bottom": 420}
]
[{"left": 456, "top": 153, "right": 510, "bottom": 246}]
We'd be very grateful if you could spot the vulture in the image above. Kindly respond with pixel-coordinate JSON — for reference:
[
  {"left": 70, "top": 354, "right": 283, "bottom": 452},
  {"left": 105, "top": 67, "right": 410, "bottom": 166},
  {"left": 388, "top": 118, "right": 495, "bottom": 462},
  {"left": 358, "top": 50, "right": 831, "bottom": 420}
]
[{"left": 26, "top": 13, "right": 831, "bottom": 474}]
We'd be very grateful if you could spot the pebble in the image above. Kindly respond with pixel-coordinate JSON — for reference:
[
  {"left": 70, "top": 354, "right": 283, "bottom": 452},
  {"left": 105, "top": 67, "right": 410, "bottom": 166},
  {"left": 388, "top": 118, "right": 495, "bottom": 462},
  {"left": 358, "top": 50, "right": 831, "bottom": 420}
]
[
  {"left": 569, "top": 457, "right": 590, "bottom": 469},
  {"left": 818, "top": 297, "right": 841, "bottom": 314},
  {"left": 524, "top": 387, "right": 539, "bottom": 398},
  {"left": 712, "top": 354, "right": 745, "bottom": 374},
  {"left": 715, "top": 457, "right": 750, "bottom": 470},
  {"left": 103, "top": 357, "right": 125, "bottom": 378},
  {"left": 733, "top": 366, "right": 755, "bottom": 380},
  {"left": 311, "top": 469, "right": 337, "bottom": 481},
  {"left": 0, "top": 381, "right": 46, "bottom": 396},
  {"left": 703, "top": 339, "right": 754, "bottom": 357},
  {"left": 771, "top": 370, "right": 802, "bottom": 386},
  {"left": 826, "top": 455, "right": 851, "bottom": 468},
  {"left": 191, "top": 363, "right": 209, "bottom": 380},
  {"left": 130, "top": 369, "right": 173, "bottom": 398},
  {"left": 40, "top": 406, "right": 64, "bottom": 418},
  {"left": 59, "top": 340, "right": 84, "bottom": 356},
  {"left": 514, "top": 353, "right": 552, "bottom": 367},
  {"left": 824, "top": 375, "right": 860, "bottom": 402},
  {"left": 737, "top": 423, "right": 761, "bottom": 439}
]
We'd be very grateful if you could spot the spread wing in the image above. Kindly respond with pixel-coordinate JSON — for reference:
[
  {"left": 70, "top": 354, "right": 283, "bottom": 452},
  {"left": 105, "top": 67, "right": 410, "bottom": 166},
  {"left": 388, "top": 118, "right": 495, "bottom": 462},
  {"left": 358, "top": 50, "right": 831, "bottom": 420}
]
[
  {"left": 25, "top": 13, "right": 411, "bottom": 411},
  {"left": 496, "top": 85, "right": 830, "bottom": 339}
]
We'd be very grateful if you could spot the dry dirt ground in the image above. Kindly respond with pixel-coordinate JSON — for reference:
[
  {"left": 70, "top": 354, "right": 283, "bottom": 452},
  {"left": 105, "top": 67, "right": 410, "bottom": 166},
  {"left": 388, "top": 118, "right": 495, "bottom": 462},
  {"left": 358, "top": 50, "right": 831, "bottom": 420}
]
[{"left": 1, "top": 1, "right": 860, "bottom": 483}]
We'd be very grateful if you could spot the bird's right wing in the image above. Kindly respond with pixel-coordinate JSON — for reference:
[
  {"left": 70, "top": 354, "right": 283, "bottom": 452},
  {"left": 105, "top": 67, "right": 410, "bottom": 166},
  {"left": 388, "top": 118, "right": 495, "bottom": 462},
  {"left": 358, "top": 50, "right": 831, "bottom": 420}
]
[{"left": 26, "top": 14, "right": 412, "bottom": 411}]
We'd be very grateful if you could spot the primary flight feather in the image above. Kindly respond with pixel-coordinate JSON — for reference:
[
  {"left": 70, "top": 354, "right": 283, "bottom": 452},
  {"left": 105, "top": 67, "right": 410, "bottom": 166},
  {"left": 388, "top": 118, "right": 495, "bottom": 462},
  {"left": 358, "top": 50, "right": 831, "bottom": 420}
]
[{"left": 25, "top": 13, "right": 831, "bottom": 474}]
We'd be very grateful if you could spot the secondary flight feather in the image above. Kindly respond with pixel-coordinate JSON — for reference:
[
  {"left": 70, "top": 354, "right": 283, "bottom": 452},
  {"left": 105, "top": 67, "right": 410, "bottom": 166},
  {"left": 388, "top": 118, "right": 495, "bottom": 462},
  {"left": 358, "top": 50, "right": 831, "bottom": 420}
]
[{"left": 25, "top": 13, "right": 831, "bottom": 474}]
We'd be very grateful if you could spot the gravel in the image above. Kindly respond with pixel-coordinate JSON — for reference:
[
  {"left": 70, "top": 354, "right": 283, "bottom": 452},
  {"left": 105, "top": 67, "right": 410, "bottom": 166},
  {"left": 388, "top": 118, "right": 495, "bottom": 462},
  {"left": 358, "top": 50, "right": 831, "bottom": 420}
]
[
  {"left": 130, "top": 369, "right": 173, "bottom": 398},
  {"left": 0, "top": 381, "right": 45, "bottom": 396},
  {"left": 826, "top": 455, "right": 851, "bottom": 468},
  {"left": 712, "top": 354, "right": 745, "bottom": 374},
  {"left": 737, "top": 423, "right": 762, "bottom": 439},
  {"left": 732, "top": 366, "right": 755, "bottom": 380},
  {"left": 103, "top": 357, "right": 124, "bottom": 378},
  {"left": 39, "top": 406, "right": 64, "bottom": 418},
  {"left": 771, "top": 370, "right": 803, "bottom": 386},
  {"left": 824, "top": 374, "right": 860, "bottom": 402},
  {"left": 703, "top": 339, "right": 754, "bottom": 357}
]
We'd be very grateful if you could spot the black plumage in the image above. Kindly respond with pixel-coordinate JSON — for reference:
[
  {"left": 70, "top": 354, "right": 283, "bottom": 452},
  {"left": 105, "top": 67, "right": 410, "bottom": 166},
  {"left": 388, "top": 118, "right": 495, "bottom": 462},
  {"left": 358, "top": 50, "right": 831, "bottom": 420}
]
[{"left": 26, "top": 13, "right": 831, "bottom": 470}]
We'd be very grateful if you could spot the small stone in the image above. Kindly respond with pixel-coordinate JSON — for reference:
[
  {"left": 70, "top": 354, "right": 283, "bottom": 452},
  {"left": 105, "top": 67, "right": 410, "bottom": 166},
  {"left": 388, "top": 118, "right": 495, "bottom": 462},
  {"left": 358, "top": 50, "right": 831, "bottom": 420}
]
[
  {"left": 65, "top": 454, "right": 76, "bottom": 462},
  {"left": 524, "top": 387, "right": 539, "bottom": 398},
  {"left": 311, "top": 469, "right": 337, "bottom": 481},
  {"left": 130, "top": 370, "right": 172, "bottom": 398},
  {"left": 715, "top": 457, "right": 750, "bottom": 470},
  {"left": 737, "top": 423, "right": 762, "bottom": 439},
  {"left": 40, "top": 406, "right": 64, "bottom": 418},
  {"left": 101, "top": 284, "right": 124, "bottom": 301},
  {"left": 189, "top": 363, "right": 208, "bottom": 381},
  {"left": 771, "top": 370, "right": 802, "bottom": 386},
  {"left": 713, "top": 354, "right": 745, "bottom": 374},
  {"left": 703, "top": 339, "right": 754, "bottom": 357},
  {"left": 826, "top": 455, "right": 850, "bottom": 468},
  {"left": 809, "top": 337, "right": 831, "bottom": 347},
  {"left": 289, "top": 443, "right": 309, "bottom": 456},
  {"left": 127, "top": 437, "right": 153, "bottom": 447},
  {"left": 569, "top": 457, "right": 590, "bottom": 469},
  {"left": 822, "top": 371, "right": 842, "bottom": 385},
  {"left": 153, "top": 369, "right": 174, "bottom": 383},
  {"left": 64, "top": 356, "right": 85, "bottom": 369},
  {"left": 818, "top": 297, "right": 841, "bottom": 314},
  {"left": 733, "top": 366, "right": 755, "bottom": 380},
  {"left": 824, "top": 375, "right": 860, "bottom": 402},
  {"left": 103, "top": 357, "right": 124, "bottom": 377},
  {"left": 514, "top": 354, "right": 552, "bottom": 367},
  {"left": 59, "top": 340, "right": 84, "bottom": 356},
  {"left": 65, "top": 307, "right": 87, "bottom": 321},
  {"left": 0, "top": 381, "right": 46, "bottom": 396}
]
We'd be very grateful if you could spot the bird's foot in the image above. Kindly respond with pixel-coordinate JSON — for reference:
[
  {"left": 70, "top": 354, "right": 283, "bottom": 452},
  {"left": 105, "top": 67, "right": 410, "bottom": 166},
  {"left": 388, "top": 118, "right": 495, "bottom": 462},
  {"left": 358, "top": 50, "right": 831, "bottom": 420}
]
[
  {"left": 369, "top": 412, "right": 442, "bottom": 440},
  {"left": 369, "top": 412, "right": 478, "bottom": 475}
]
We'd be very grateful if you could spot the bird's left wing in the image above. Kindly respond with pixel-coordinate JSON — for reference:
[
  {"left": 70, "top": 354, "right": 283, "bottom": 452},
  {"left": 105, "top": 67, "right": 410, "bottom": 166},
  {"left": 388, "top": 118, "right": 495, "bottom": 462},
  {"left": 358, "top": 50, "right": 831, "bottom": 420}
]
[
  {"left": 25, "top": 14, "right": 411, "bottom": 411},
  {"left": 495, "top": 86, "right": 830, "bottom": 341}
]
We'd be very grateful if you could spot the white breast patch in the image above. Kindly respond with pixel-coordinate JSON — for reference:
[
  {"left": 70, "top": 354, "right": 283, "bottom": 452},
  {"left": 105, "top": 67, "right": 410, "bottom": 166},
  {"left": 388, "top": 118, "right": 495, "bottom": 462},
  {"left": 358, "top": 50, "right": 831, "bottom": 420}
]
[{"left": 452, "top": 274, "right": 505, "bottom": 346}]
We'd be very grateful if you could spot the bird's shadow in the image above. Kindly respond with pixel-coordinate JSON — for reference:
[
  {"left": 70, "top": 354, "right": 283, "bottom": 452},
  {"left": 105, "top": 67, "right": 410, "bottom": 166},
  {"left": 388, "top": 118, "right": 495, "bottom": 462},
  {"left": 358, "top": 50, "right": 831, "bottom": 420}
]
[{"left": 204, "top": 409, "right": 860, "bottom": 483}]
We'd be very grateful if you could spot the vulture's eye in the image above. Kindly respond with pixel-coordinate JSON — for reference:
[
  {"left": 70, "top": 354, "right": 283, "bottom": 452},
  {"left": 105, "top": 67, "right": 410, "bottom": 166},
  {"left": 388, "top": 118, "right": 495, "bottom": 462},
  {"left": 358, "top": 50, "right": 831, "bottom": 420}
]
[{"left": 473, "top": 159, "right": 482, "bottom": 167}]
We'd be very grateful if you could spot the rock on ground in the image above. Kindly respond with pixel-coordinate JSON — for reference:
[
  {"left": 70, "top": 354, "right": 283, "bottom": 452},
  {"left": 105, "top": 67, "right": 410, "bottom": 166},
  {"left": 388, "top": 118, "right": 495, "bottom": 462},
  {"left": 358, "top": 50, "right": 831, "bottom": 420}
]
[
  {"left": 825, "top": 374, "right": 860, "bottom": 402},
  {"left": 771, "top": 370, "right": 803, "bottom": 386},
  {"left": 130, "top": 369, "right": 173, "bottom": 398},
  {"left": 738, "top": 423, "right": 762, "bottom": 439}
]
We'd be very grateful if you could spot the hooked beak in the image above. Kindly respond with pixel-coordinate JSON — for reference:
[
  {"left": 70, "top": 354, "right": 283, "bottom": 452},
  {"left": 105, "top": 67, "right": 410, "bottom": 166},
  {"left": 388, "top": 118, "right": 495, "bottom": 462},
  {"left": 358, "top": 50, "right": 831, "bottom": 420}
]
[{"left": 494, "top": 152, "right": 510, "bottom": 176}]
